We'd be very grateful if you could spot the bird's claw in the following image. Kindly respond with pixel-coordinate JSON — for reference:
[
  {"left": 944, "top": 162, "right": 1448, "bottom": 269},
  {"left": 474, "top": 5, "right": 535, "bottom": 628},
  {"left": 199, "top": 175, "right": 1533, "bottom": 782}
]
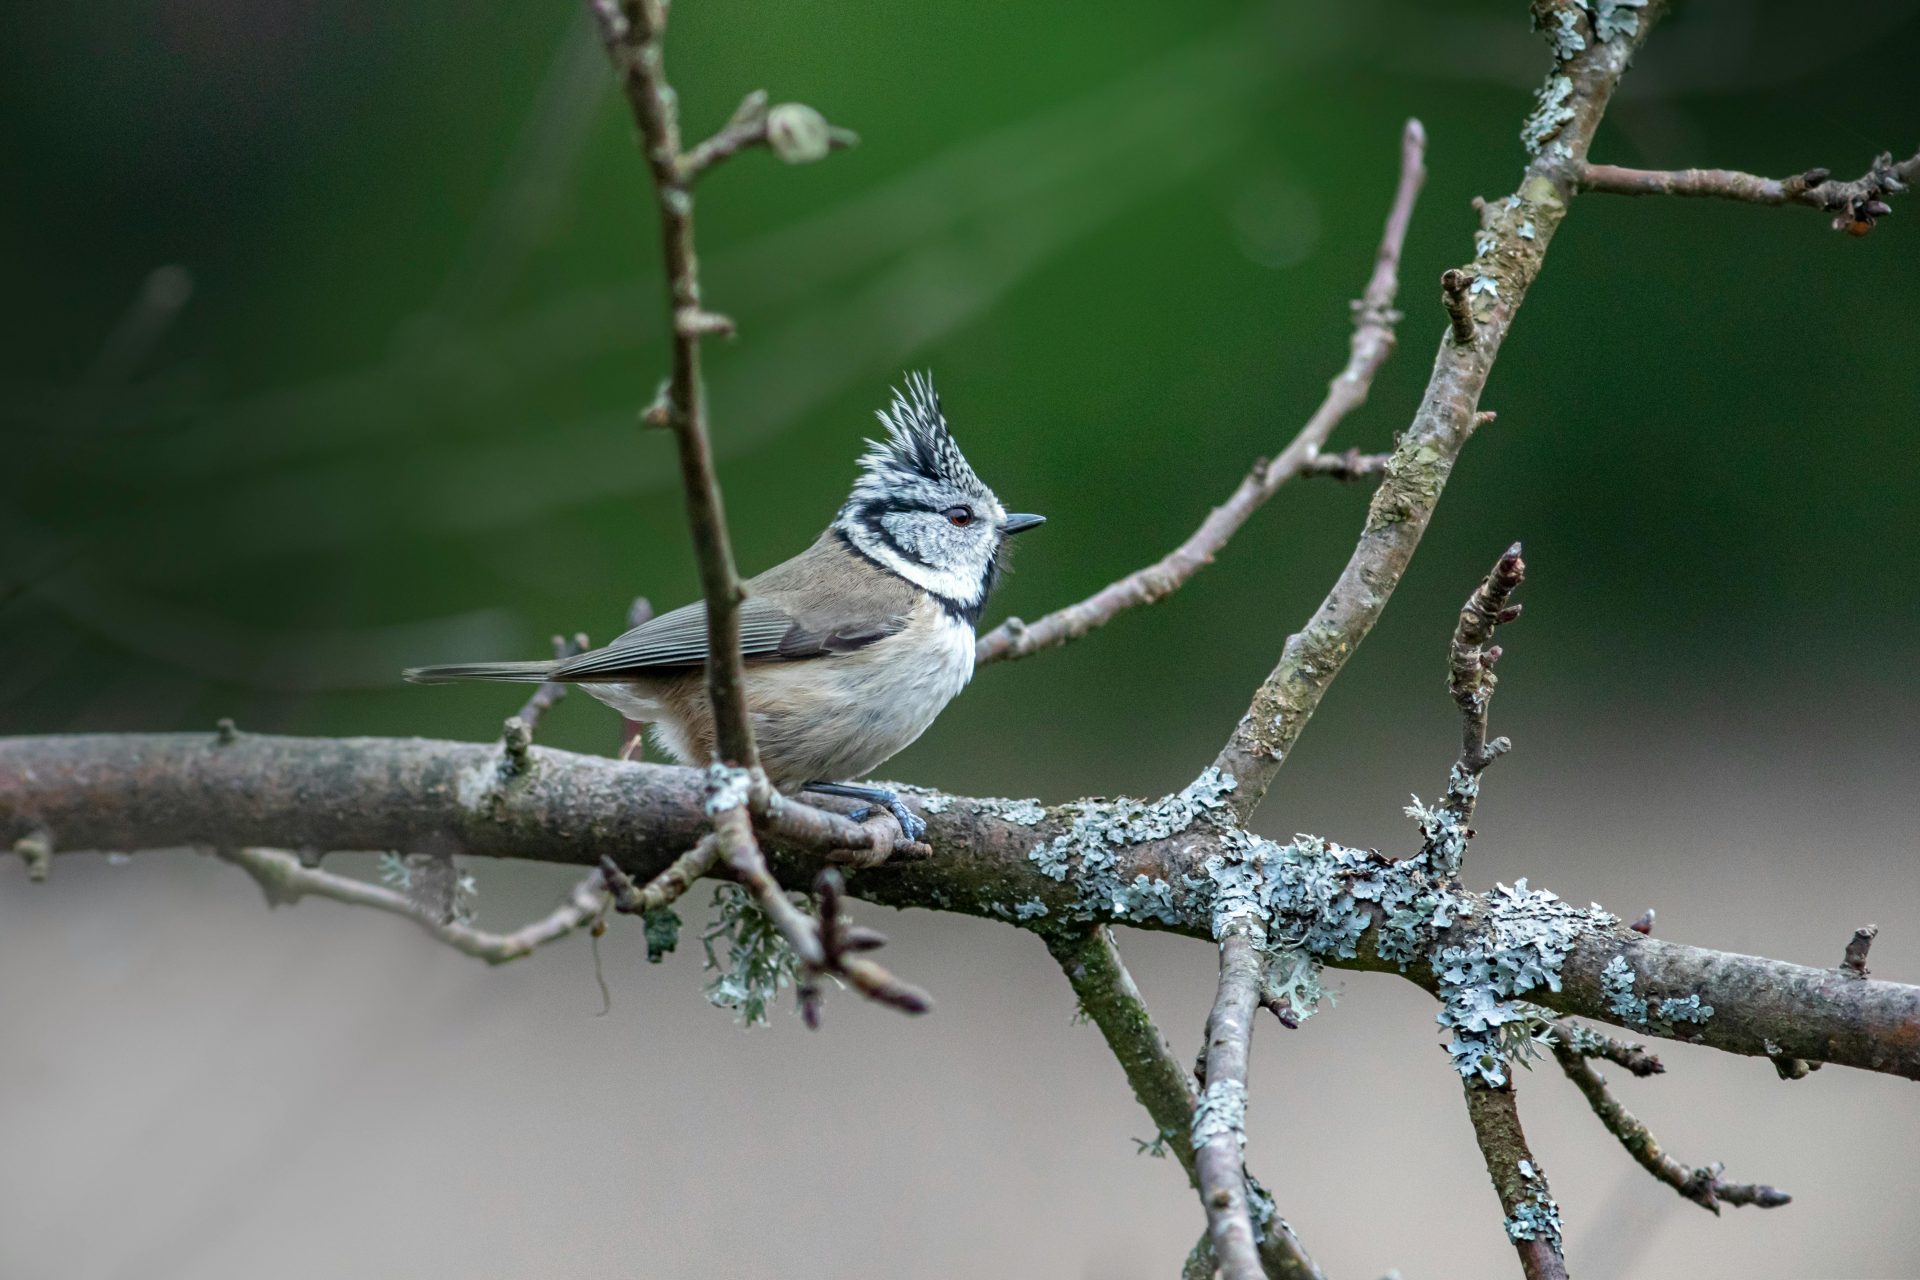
[{"left": 886, "top": 800, "right": 927, "bottom": 844}]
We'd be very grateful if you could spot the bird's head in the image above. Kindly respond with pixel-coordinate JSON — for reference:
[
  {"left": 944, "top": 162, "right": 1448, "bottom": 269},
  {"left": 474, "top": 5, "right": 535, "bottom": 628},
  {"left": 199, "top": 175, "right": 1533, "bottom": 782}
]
[{"left": 833, "top": 372, "right": 1045, "bottom": 621}]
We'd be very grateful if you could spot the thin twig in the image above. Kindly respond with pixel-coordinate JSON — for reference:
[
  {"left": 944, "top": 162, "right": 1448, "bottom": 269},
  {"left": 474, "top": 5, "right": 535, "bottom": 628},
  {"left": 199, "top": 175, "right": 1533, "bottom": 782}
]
[
  {"left": 716, "top": 805, "right": 931, "bottom": 1017},
  {"left": 679, "top": 89, "right": 858, "bottom": 181},
  {"left": 1462, "top": 1081, "right": 1568, "bottom": 1280},
  {"left": 602, "top": 838, "right": 719, "bottom": 915},
  {"left": 590, "top": 0, "right": 758, "bottom": 769},
  {"left": 1211, "top": 7, "right": 1667, "bottom": 822},
  {"left": 1448, "top": 542, "right": 1526, "bottom": 789},
  {"left": 1576, "top": 146, "right": 1919, "bottom": 235},
  {"left": 1298, "top": 448, "right": 1391, "bottom": 482},
  {"left": 974, "top": 118, "right": 1428, "bottom": 667},
  {"left": 1553, "top": 1041, "right": 1791, "bottom": 1214},
  {"left": 1551, "top": 1020, "right": 1664, "bottom": 1077},
  {"left": 1194, "top": 924, "right": 1266, "bottom": 1280},
  {"left": 215, "top": 846, "right": 607, "bottom": 965},
  {"left": 1047, "top": 926, "right": 1321, "bottom": 1280}
]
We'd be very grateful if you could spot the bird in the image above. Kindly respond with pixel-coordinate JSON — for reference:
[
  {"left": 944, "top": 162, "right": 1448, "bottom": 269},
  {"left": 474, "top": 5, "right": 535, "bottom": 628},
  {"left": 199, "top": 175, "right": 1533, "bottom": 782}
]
[{"left": 403, "top": 372, "right": 1044, "bottom": 841}]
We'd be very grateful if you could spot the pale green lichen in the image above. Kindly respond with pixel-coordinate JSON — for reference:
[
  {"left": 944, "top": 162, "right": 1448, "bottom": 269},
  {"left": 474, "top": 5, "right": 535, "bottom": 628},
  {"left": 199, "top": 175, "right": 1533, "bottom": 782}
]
[
  {"left": 1263, "top": 946, "right": 1332, "bottom": 1022},
  {"left": 1522, "top": 75, "right": 1576, "bottom": 155},
  {"left": 1014, "top": 899, "right": 1050, "bottom": 921},
  {"left": 703, "top": 762, "right": 752, "bottom": 815},
  {"left": 701, "top": 883, "right": 800, "bottom": 1026},
  {"left": 1600, "top": 954, "right": 1715, "bottom": 1035},
  {"left": 642, "top": 905, "right": 681, "bottom": 964},
  {"left": 1434, "top": 880, "right": 1614, "bottom": 1086},
  {"left": 1592, "top": 0, "right": 1647, "bottom": 43},
  {"left": 1191, "top": 1079, "right": 1248, "bottom": 1152},
  {"left": 1506, "top": 1158, "right": 1563, "bottom": 1252},
  {"left": 1538, "top": 7, "right": 1586, "bottom": 61},
  {"left": 1028, "top": 768, "right": 1236, "bottom": 923}
]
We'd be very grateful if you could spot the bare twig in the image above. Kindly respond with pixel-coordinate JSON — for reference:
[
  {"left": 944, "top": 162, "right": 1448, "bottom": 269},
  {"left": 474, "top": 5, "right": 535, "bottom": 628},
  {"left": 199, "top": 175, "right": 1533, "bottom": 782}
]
[
  {"left": 1449, "top": 542, "right": 1526, "bottom": 786},
  {"left": 1553, "top": 1041, "right": 1790, "bottom": 1213},
  {"left": 715, "top": 804, "right": 931, "bottom": 1018},
  {"left": 679, "top": 90, "right": 858, "bottom": 181},
  {"left": 589, "top": 0, "right": 758, "bottom": 769},
  {"left": 1552, "top": 1020, "right": 1664, "bottom": 1077},
  {"left": 974, "top": 119, "right": 1428, "bottom": 667},
  {"left": 1211, "top": 8, "right": 1666, "bottom": 822},
  {"left": 1576, "top": 146, "right": 1919, "bottom": 235},
  {"left": 1193, "top": 925, "right": 1266, "bottom": 1280},
  {"left": 1462, "top": 1081, "right": 1568, "bottom": 1280},
  {"left": 214, "top": 846, "right": 607, "bottom": 965},
  {"left": 602, "top": 838, "right": 719, "bottom": 915},
  {"left": 1047, "top": 926, "right": 1321, "bottom": 1280},
  {"left": 1298, "top": 448, "right": 1391, "bottom": 482},
  {"left": 1841, "top": 924, "right": 1879, "bottom": 977}
]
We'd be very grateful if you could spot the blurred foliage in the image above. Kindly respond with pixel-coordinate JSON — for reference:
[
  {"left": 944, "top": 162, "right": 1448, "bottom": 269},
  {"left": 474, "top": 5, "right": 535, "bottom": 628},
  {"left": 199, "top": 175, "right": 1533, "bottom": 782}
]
[{"left": 5, "top": 0, "right": 1918, "bottom": 809}]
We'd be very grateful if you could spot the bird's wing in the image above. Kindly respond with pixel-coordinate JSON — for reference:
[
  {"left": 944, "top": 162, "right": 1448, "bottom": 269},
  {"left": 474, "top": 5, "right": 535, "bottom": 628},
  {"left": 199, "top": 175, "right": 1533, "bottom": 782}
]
[{"left": 550, "top": 593, "right": 905, "bottom": 680}]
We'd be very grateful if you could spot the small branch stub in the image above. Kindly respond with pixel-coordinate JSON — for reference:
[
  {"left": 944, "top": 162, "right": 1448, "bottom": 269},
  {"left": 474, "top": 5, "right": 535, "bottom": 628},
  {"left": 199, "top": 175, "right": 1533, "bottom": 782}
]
[
  {"left": 1442, "top": 268, "right": 1477, "bottom": 344},
  {"left": 1450, "top": 542, "right": 1527, "bottom": 785},
  {"left": 1841, "top": 924, "right": 1879, "bottom": 978}
]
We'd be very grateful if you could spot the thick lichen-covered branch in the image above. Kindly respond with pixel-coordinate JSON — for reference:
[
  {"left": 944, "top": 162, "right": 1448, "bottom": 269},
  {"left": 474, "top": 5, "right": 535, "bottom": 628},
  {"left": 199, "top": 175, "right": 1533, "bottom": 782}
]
[
  {"left": 1462, "top": 1081, "right": 1568, "bottom": 1280},
  {"left": 8, "top": 731, "right": 1919, "bottom": 1081},
  {"left": 1576, "top": 146, "right": 1919, "bottom": 236},
  {"left": 1211, "top": 1, "right": 1667, "bottom": 822},
  {"left": 973, "top": 119, "right": 1428, "bottom": 668},
  {"left": 1552, "top": 1040, "right": 1790, "bottom": 1214}
]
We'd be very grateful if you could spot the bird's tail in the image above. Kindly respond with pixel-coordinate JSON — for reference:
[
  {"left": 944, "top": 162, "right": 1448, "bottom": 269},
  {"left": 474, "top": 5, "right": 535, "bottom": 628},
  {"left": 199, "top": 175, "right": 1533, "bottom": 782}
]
[{"left": 403, "top": 660, "right": 557, "bottom": 685}]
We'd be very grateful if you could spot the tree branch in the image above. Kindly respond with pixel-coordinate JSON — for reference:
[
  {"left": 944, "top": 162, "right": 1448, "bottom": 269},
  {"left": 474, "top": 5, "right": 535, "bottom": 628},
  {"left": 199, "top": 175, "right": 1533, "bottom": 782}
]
[
  {"left": 589, "top": 0, "right": 757, "bottom": 768},
  {"left": 973, "top": 118, "right": 1427, "bottom": 668},
  {"left": 1047, "top": 927, "right": 1321, "bottom": 1280},
  {"left": 1210, "top": 3, "right": 1668, "bottom": 823},
  {"left": 1462, "top": 1081, "right": 1567, "bottom": 1280},
  {"left": 214, "top": 845, "right": 607, "bottom": 965},
  {"left": 1193, "top": 924, "right": 1266, "bottom": 1280},
  {"left": 1576, "top": 145, "right": 1919, "bottom": 235},
  {"left": 1552, "top": 1039, "right": 1790, "bottom": 1214},
  {"left": 678, "top": 90, "right": 858, "bottom": 181},
  {"left": 1448, "top": 541, "right": 1526, "bottom": 786},
  {"left": 8, "top": 730, "right": 1918, "bottom": 1080},
  {"left": 1551, "top": 1019, "right": 1664, "bottom": 1077}
]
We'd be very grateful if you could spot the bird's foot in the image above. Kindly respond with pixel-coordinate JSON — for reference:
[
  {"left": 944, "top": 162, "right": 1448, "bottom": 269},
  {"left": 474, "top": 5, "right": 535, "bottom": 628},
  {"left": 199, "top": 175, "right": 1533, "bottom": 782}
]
[{"left": 802, "top": 782, "right": 927, "bottom": 843}]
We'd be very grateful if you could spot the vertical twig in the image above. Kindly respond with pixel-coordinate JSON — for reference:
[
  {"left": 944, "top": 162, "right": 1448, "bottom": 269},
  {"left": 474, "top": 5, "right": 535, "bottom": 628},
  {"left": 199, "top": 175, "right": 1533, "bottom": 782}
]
[
  {"left": 1462, "top": 1081, "right": 1568, "bottom": 1280},
  {"left": 1194, "top": 925, "right": 1266, "bottom": 1280},
  {"left": 589, "top": 1, "right": 758, "bottom": 770}
]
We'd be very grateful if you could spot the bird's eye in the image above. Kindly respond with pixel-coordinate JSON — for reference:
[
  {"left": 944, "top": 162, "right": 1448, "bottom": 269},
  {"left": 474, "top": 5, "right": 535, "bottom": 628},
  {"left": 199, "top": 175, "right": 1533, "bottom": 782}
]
[{"left": 943, "top": 506, "right": 973, "bottom": 527}]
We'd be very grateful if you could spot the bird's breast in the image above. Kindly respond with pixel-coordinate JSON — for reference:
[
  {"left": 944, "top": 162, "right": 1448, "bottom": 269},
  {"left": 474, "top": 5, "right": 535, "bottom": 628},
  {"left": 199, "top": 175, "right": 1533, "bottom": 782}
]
[{"left": 748, "top": 600, "right": 975, "bottom": 785}]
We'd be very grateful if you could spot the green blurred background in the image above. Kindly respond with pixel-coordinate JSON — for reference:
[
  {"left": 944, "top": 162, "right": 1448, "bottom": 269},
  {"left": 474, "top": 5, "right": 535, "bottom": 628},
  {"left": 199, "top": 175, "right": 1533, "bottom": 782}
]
[{"left": 5, "top": 2, "right": 1919, "bottom": 1277}]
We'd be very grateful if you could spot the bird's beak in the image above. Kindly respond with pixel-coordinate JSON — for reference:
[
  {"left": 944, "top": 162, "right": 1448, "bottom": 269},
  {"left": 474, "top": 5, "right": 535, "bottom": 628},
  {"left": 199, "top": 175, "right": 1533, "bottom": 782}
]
[{"left": 1003, "top": 513, "right": 1046, "bottom": 535}]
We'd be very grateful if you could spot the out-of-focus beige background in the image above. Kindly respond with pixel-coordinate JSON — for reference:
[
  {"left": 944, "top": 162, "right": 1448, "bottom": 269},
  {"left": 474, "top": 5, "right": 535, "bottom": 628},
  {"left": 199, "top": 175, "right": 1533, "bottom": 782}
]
[{"left": 6, "top": 0, "right": 1920, "bottom": 1274}]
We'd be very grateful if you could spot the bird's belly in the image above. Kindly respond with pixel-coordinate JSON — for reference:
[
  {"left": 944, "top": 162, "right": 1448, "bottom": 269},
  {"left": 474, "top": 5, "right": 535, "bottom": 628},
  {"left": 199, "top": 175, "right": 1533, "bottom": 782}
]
[{"left": 750, "top": 615, "right": 975, "bottom": 786}]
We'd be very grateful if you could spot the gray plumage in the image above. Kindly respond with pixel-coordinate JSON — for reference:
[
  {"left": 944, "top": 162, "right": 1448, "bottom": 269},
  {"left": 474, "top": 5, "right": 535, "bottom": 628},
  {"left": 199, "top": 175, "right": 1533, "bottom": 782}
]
[{"left": 404, "top": 373, "right": 1043, "bottom": 804}]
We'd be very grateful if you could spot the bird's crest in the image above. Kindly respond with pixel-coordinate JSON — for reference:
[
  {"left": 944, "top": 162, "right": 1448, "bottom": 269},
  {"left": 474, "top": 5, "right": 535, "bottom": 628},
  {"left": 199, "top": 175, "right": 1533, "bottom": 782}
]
[{"left": 854, "top": 372, "right": 987, "bottom": 501}]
